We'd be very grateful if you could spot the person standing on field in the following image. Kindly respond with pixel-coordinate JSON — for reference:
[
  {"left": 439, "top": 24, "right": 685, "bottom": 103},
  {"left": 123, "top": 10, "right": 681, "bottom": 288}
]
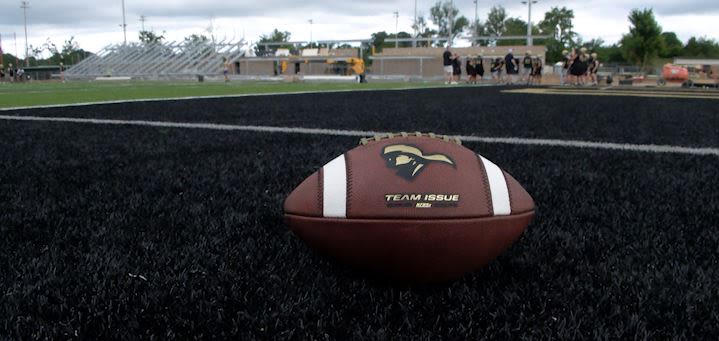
[
  {"left": 504, "top": 49, "right": 518, "bottom": 85},
  {"left": 522, "top": 51, "right": 533, "bottom": 83},
  {"left": 222, "top": 57, "right": 230, "bottom": 82},
  {"left": 452, "top": 53, "right": 461, "bottom": 84},
  {"left": 442, "top": 46, "right": 454, "bottom": 84}
]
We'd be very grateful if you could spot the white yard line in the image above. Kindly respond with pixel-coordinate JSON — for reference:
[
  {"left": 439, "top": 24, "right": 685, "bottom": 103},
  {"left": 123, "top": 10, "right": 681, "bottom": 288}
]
[{"left": 1, "top": 114, "right": 717, "bottom": 157}]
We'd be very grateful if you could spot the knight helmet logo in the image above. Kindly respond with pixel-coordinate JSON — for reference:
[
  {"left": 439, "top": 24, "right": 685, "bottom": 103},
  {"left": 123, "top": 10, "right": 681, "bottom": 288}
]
[{"left": 382, "top": 144, "right": 455, "bottom": 180}]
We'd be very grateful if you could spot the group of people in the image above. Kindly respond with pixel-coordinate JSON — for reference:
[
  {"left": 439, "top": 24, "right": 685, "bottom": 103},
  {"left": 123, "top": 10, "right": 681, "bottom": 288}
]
[
  {"left": 561, "top": 47, "right": 600, "bottom": 86},
  {"left": 443, "top": 47, "right": 544, "bottom": 85},
  {"left": 0, "top": 63, "right": 25, "bottom": 82}
]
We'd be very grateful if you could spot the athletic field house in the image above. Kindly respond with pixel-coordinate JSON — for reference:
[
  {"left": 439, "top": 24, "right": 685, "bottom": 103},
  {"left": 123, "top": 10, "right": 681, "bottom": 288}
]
[{"left": 1, "top": 83, "right": 717, "bottom": 338}]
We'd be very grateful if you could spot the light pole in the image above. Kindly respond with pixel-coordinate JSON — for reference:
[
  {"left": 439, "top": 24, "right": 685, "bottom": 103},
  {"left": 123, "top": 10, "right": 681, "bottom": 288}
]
[
  {"left": 140, "top": 15, "right": 146, "bottom": 31},
  {"left": 522, "top": 0, "right": 538, "bottom": 46},
  {"left": 448, "top": 0, "right": 454, "bottom": 46},
  {"left": 120, "top": 0, "right": 127, "bottom": 44},
  {"left": 473, "top": 0, "right": 478, "bottom": 46},
  {"left": 308, "top": 19, "right": 313, "bottom": 47},
  {"left": 413, "top": 0, "right": 417, "bottom": 47},
  {"left": 393, "top": 11, "right": 399, "bottom": 48},
  {"left": 21, "top": 1, "right": 29, "bottom": 67}
]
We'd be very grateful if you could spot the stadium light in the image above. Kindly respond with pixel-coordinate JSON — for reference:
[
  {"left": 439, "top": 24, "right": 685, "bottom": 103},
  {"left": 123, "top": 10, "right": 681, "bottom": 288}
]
[
  {"left": 120, "top": 0, "right": 127, "bottom": 45},
  {"left": 521, "top": 0, "right": 538, "bottom": 46},
  {"left": 393, "top": 11, "right": 399, "bottom": 48},
  {"left": 473, "top": 0, "right": 478, "bottom": 46},
  {"left": 413, "top": 0, "right": 417, "bottom": 47},
  {"left": 308, "top": 19, "right": 313, "bottom": 46},
  {"left": 21, "top": 1, "right": 29, "bottom": 67}
]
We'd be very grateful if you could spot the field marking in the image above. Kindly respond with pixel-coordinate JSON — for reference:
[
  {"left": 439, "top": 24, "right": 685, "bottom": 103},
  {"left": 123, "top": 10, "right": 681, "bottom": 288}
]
[
  {"left": 1, "top": 114, "right": 718, "bottom": 157},
  {"left": 504, "top": 88, "right": 719, "bottom": 99}
]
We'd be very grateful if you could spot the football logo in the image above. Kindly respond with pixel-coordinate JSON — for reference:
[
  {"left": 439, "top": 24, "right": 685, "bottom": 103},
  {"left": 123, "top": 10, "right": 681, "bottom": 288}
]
[{"left": 382, "top": 144, "right": 455, "bottom": 180}]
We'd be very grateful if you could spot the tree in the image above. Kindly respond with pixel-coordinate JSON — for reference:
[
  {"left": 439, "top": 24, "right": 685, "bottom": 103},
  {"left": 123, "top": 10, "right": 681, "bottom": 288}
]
[
  {"left": 370, "top": 31, "right": 388, "bottom": 53},
  {"left": 497, "top": 17, "right": 539, "bottom": 46},
  {"left": 60, "top": 36, "right": 89, "bottom": 65},
  {"left": 139, "top": 30, "right": 165, "bottom": 44},
  {"left": 429, "top": 0, "right": 468, "bottom": 46},
  {"left": 659, "top": 32, "right": 683, "bottom": 58},
  {"left": 582, "top": 38, "right": 605, "bottom": 52},
  {"left": 27, "top": 44, "right": 44, "bottom": 65},
  {"left": 468, "top": 19, "right": 487, "bottom": 46},
  {"left": 184, "top": 34, "right": 210, "bottom": 45},
  {"left": 537, "top": 7, "right": 576, "bottom": 62},
  {"left": 411, "top": 15, "right": 438, "bottom": 47},
  {"left": 538, "top": 7, "right": 576, "bottom": 47},
  {"left": 620, "top": 8, "right": 663, "bottom": 69},
  {"left": 485, "top": 6, "right": 507, "bottom": 39},
  {"left": 255, "top": 29, "right": 291, "bottom": 56},
  {"left": 595, "top": 44, "right": 627, "bottom": 64},
  {"left": 684, "top": 37, "right": 719, "bottom": 58}
]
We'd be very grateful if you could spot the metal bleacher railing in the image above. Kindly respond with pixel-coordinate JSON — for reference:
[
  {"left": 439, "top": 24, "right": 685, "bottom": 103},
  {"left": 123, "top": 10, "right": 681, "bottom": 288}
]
[{"left": 65, "top": 39, "right": 248, "bottom": 79}]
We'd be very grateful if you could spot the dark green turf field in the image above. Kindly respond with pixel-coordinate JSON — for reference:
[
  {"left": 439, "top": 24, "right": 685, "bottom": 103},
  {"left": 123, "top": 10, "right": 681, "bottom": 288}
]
[{"left": 1, "top": 86, "right": 718, "bottom": 339}]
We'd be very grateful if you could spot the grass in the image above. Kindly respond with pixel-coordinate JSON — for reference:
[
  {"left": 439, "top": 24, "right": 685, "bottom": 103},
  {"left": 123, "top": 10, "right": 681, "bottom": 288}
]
[{"left": 0, "top": 80, "right": 436, "bottom": 109}]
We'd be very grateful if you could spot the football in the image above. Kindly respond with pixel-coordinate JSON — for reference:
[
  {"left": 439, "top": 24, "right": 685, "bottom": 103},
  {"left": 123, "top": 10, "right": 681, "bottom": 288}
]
[{"left": 284, "top": 133, "right": 535, "bottom": 282}]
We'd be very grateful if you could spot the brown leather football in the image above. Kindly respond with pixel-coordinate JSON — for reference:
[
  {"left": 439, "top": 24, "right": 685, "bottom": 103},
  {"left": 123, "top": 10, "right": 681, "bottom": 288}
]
[{"left": 284, "top": 133, "right": 534, "bottom": 282}]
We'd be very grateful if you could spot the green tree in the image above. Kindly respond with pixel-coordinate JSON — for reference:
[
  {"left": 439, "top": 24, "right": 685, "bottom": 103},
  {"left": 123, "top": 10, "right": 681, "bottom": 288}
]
[
  {"left": 620, "top": 8, "right": 663, "bottom": 69},
  {"left": 184, "top": 34, "right": 210, "bottom": 45},
  {"left": 582, "top": 38, "right": 605, "bottom": 52},
  {"left": 370, "top": 31, "right": 389, "bottom": 53},
  {"left": 537, "top": 6, "right": 576, "bottom": 62},
  {"left": 60, "top": 36, "right": 89, "bottom": 65},
  {"left": 411, "top": 15, "right": 438, "bottom": 47},
  {"left": 497, "top": 18, "right": 539, "bottom": 46},
  {"left": 660, "top": 32, "right": 683, "bottom": 58},
  {"left": 594, "top": 44, "right": 627, "bottom": 64},
  {"left": 684, "top": 37, "right": 719, "bottom": 58},
  {"left": 468, "top": 19, "right": 487, "bottom": 46},
  {"left": 255, "top": 29, "right": 292, "bottom": 56},
  {"left": 139, "top": 30, "right": 165, "bottom": 44},
  {"left": 538, "top": 7, "right": 576, "bottom": 46},
  {"left": 430, "top": 0, "right": 468, "bottom": 46},
  {"left": 485, "top": 6, "right": 507, "bottom": 39}
]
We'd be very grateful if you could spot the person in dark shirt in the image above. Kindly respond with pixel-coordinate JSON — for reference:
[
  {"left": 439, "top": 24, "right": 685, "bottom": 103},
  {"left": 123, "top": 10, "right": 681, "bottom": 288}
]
[
  {"left": 476, "top": 56, "right": 485, "bottom": 82},
  {"left": 466, "top": 57, "right": 477, "bottom": 84},
  {"left": 522, "top": 51, "right": 533, "bottom": 83},
  {"left": 504, "top": 49, "right": 518, "bottom": 85},
  {"left": 530, "top": 57, "right": 543, "bottom": 85},
  {"left": 442, "top": 47, "right": 453, "bottom": 84},
  {"left": 569, "top": 48, "right": 584, "bottom": 86},
  {"left": 452, "top": 53, "right": 461, "bottom": 83},
  {"left": 561, "top": 49, "right": 570, "bottom": 85}
]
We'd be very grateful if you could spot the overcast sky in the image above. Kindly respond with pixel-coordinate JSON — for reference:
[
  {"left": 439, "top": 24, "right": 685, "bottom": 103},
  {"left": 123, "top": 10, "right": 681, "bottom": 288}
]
[{"left": 0, "top": 0, "right": 717, "bottom": 57}]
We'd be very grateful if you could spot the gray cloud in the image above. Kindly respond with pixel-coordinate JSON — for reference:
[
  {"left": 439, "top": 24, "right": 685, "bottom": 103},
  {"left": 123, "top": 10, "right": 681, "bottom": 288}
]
[{"left": 0, "top": 0, "right": 716, "bottom": 53}]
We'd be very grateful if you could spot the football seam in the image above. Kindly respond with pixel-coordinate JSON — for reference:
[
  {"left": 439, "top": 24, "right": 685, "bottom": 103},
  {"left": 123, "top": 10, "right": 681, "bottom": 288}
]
[
  {"left": 503, "top": 171, "right": 515, "bottom": 215},
  {"left": 345, "top": 153, "right": 353, "bottom": 217},
  {"left": 317, "top": 167, "right": 323, "bottom": 216},
  {"left": 476, "top": 155, "right": 494, "bottom": 216}
]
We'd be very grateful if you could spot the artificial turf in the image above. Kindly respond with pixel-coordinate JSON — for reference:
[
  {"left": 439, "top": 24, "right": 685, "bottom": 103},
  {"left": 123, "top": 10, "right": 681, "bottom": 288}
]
[
  {"left": 0, "top": 81, "right": 436, "bottom": 109},
  {"left": 1, "top": 87, "right": 718, "bottom": 339}
]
